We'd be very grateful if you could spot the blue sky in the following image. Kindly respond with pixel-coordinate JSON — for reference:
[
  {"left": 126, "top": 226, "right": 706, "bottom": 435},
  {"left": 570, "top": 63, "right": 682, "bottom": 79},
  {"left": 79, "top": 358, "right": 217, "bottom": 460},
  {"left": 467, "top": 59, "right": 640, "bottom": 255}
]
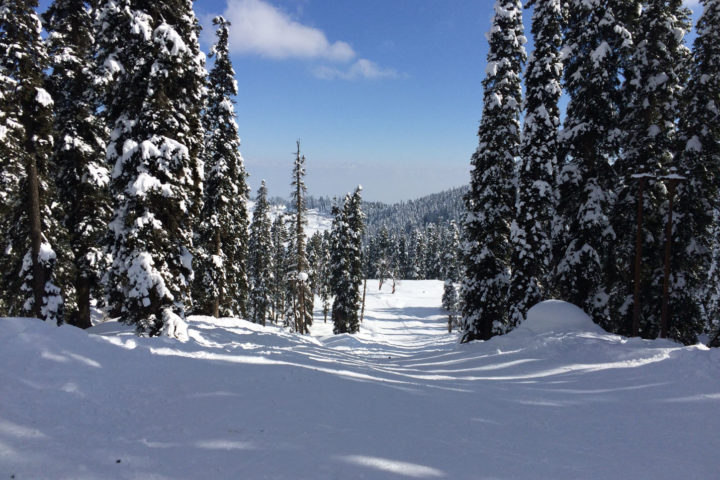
[
  {"left": 37, "top": 0, "right": 703, "bottom": 203},
  {"left": 192, "top": 0, "right": 509, "bottom": 203}
]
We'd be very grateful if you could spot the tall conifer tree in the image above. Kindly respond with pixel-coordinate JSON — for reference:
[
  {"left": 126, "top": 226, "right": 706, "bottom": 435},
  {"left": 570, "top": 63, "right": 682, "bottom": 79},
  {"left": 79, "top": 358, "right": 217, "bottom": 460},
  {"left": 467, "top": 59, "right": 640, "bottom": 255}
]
[
  {"left": 96, "top": 0, "right": 206, "bottom": 335},
  {"left": 248, "top": 180, "right": 273, "bottom": 326},
  {"left": 194, "top": 16, "right": 250, "bottom": 318},
  {"left": 508, "top": 0, "right": 563, "bottom": 330},
  {"left": 677, "top": 0, "right": 720, "bottom": 345},
  {"left": 460, "top": 0, "right": 525, "bottom": 341},
  {"left": 554, "top": 0, "right": 631, "bottom": 328},
  {"left": 611, "top": 0, "right": 692, "bottom": 339},
  {"left": 289, "top": 142, "right": 313, "bottom": 334},
  {"left": 43, "top": 0, "right": 111, "bottom": 328},
  {"left": 0, "top": 0, "right": 63, "bottom": 323}
]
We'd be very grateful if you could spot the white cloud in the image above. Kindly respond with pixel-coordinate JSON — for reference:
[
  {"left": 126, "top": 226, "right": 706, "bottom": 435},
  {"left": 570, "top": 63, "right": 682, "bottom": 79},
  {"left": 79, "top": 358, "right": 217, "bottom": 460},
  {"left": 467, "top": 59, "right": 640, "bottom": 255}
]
[
  {"left": 313, "top": 59, "right": 400, "bottom": 81},
  {"left": 221, "top": 0, "right": 354, "bottom": 61}
]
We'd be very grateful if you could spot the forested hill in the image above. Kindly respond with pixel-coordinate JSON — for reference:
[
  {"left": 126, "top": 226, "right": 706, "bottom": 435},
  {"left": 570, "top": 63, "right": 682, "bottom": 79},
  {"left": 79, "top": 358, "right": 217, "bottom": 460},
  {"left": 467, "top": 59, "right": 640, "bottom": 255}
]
[
  {"left": 270, "top": 185, "right": 468, "bottom": 236},
  {"left": 363, "top": 185, "right": 467, "bottom": 236}
]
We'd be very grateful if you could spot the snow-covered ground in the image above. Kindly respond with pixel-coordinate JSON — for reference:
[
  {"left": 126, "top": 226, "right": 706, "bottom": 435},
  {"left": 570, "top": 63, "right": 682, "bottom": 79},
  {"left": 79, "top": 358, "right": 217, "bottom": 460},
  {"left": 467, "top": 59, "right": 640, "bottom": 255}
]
[{"left": 1, "top": 280, "right": 719, "bottom": 479}]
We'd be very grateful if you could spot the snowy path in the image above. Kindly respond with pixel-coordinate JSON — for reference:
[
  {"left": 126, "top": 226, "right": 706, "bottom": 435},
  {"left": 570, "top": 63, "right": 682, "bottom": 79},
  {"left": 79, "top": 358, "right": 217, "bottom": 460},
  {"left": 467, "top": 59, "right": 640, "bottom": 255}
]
[{"left": 1, "top": 280, "right": 719, "bottom": 479}]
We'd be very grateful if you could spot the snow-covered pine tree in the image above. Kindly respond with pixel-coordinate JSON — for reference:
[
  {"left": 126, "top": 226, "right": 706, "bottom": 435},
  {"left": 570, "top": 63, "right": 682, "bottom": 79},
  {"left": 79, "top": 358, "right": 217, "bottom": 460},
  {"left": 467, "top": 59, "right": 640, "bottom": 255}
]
[
  {"left": 554, "top": 0, "right": 631, "bottom": 329},
  {"left": 0, "top": 0, "right": 64, "bottom": 323},
  {"left": 329, "top": 200, "right": 350, "bottom": 334},
  {"left": 507, "top": 0, "right": 563, "bottom": 331},
  {"left": 43, "top": 0, "right": 111, "bottom": 328},
  {"left": 248, "top": 180, "right": 273, "bottom": 326},
  {"left": 96, "top": 0, "right": 206, "bottom": 336},
  {"left": 194, "top": 16, "right": 249, "bottom": 319},
  {"left": 611, "top": 0, "right": 693, "bottom": 339},
  {"left": 375, "top": 226, "right": 391, "bottom": 289},
  {"left": 319, "top": 230, "right": 332, "bottom": 322},
  {"left": 460, "top": 0, "right": 525, "bottom": 342},
  {"left": 676, "top": 0, "right": 720, "bottom": 345},
  {"left": 442, "top": 222, "right": 461, "bottom": 332},
  {"left": 330, "top": 187, "right": 364, "bottom": 334},
  {"left": 345, "top": 186, "right": 365, "bottom": 332},
  {"left": 289, "top": 142, "right": 313, "bottom": 334},
  {"left": 270, "top": 213, "right": 289, "bottom": 324}
]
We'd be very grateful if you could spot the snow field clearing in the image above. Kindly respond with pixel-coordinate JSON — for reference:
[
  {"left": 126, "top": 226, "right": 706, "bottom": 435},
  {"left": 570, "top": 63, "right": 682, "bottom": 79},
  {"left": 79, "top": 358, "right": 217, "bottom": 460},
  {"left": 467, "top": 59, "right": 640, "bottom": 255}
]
[{"left": 1, "top": 280, "right": 719, "bottom": 479}]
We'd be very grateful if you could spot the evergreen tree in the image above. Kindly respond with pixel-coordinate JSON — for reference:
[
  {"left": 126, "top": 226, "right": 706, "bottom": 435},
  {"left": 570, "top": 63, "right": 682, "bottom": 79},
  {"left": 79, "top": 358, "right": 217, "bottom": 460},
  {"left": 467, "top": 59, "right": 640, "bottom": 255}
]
[
  {"left": 248, "top": 181, "right": 273, "bottom": 326},
  {"left": 677, "top": 0, "right": 720, "bottom": 345},
  {"left": 554, "top": 0, "right": 631, "bottom": 329},
  {"left": 270, "top": 213, "right": 289, "bottom": 324},
  {"left": 507, "top": 0, "right": 563, "bottom": 331},
  {"left": 289, "top": 142, "right": 313, "bottom": 334},
  {"left": 0, "top": 0, "right": 64, "bottom": 324},
  {"left": 43, "top": 0, "right": 111, "bottom": 328},
  {"left": 460, "top": 0, "right": 525, "bottom": 342},
  {"left": 319, "top": 230, "right": 332, "bottom": 322},
  {"left": 345, "top": 187, "right": 365, "bottom": 332},
  {"left": 194, "top": 16, "right": 249, "bottom": 319},
  {"left": 96, "top": 0, "right": 206, "bottom": 335},
  {"left": 611, "top": 0, "right": 693, "bottom": 339},
  {"left": 442, "top": 222, "right": 461, "bottom": 332},
  {"left": 330, "top": 187, "right": 365, "bottom": 334},
  {"left": 375, "top": 226, "right": 392, "bottom": 289}
]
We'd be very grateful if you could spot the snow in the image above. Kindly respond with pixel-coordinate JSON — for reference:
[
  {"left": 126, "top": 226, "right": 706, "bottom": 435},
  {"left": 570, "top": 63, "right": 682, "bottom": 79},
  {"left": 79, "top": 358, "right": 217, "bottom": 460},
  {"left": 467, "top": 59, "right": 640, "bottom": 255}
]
[
  {"left": 34, "top": 87, "right": 53, "bottom": 107},
  {"left": 517, "top": 299, "right": 603, "bottom": 335},
  {"left": 1, "top": 280, "right": 718, "bottom": 479}
]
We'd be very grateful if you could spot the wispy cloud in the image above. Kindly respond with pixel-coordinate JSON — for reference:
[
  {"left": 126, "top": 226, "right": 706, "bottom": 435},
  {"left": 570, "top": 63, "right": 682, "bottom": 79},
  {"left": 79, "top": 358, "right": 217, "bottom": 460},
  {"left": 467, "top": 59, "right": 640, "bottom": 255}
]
[
  {"left": 220, "top": 0, "right": 354, "bottom": 61},
  {"left": 313, "top": 59, "right": 401, "bottom": 81}
]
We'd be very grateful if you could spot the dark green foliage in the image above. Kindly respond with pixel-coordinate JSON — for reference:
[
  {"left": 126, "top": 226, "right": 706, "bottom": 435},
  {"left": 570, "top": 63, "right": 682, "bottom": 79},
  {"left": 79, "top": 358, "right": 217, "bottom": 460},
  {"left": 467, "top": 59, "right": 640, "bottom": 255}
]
[
  {"left": 44, "top": 0, "right": 111, "bottom": 328},
  {"left": 507, "top": 0, "right": 563, "bottom": 330},
  {"left": 554, "top": 0, "right": 631, "bottom": 329},
  {"left": 461, "top": 0, "right": 525, "bottom": 342},
  {"left": 675, "top": 0, "right": 720, "bottom": 345},
  {"left": 331, "top": 188, "right": 365, "bottom": 334},
  {"left": 248, "top": 181, "right": 273, "bottom": 325},
  {"left": 0, "top": 0, "right": 63, "bottom": 323},
  {"left": 96, "top": 0, "right": 206, "bottom": 335},
  {"left": 194, "top": 16, "right": 250, "bottom": 319}
]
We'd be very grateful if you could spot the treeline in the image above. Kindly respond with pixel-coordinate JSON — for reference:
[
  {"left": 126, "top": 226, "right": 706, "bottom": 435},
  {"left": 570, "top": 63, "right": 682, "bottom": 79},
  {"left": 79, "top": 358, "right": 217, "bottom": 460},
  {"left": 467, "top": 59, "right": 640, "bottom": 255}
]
[
  {"left": 459, "top": 0, "right": 720, "bottom": 346},
  {"left": 0, "top": 1, "right": 365, "bottom": 337}
]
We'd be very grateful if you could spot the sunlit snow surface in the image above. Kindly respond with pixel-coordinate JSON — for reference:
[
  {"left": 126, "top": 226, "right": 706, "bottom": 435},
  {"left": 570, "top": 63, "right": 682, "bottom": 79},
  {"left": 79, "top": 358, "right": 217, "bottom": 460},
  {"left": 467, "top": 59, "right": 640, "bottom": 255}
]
[{"left": 1, "top": 281, "right": 719, "bottom": 479}]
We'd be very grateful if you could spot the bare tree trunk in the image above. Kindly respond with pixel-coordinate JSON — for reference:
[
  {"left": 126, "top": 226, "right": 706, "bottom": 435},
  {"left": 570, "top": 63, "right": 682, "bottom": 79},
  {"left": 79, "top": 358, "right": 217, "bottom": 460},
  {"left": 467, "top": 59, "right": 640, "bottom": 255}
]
[
  {"left": 76, "top": 275, "right": 92, "bottom": 328},
  {"left": 25, "top": 155, "right": 45, "bottom": 319},
  {"left": 212, "top": 230, "right": 221, "bottom": 318},
  {"left": 360, "top": 278, "right": 367, "bottom": 323}
]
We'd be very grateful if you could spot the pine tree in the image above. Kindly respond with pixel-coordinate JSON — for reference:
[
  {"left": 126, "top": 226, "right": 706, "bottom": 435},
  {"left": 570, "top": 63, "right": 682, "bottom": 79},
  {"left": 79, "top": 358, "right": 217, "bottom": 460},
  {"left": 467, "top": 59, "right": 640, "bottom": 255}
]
[
  {"left": 194, "top": 16, "right": 249, "bottom": 319},
  {"left": 248, "top": 180, "right": 273, "bottom": 326},
  {"left": 0, "top": 0, "right": 64, "bottom": 324},
  {"left": 460, "top": 0, "right": 525, "bottom": 342},
  {"left": 270, "top": 214, "right": 289, "bottom": 324},
  {"left": 96, "top": 0, "right": 206, "bottom": 335},
  {"left": 677, "top": 0, "right": 720, "bottom": 345},
  {"left": 442, "top": 222, "right": 461, "bottom": 332},
  {"left": 554, "top": 0, "right": 631, "bottom": 329},
  {"left": 43, "top": 0, "right": 111, "bottom": 328},
  {"left": 507, "top": 0, "right": 563, "bottom": 330},
  {"left": 611, "top": 0, "right": 693, "bottom": 339},
  {"left": 289, "top": 142, "right": 313, "bottom": 334},
  {"left": 330, "top": 187, "right": 365, "bottom": 334},
  {"left": 345, "top": 187, "right": 365, "bottom": 332}
]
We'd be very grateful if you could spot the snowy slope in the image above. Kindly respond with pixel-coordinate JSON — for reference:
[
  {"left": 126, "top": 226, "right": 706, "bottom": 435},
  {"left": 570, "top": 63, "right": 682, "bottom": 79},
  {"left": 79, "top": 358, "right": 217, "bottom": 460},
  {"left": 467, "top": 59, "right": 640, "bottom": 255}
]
[
  {"left": 1, "top": 281, "right": 719, "bottom": 479},
  {"left": 248, "top": 199, "right": 333, "bottom": 237}
]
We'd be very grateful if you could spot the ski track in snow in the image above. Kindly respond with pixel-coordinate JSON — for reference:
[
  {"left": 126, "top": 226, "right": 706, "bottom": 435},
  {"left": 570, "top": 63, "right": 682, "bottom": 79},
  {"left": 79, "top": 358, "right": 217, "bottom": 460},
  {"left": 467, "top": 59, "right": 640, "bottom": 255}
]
[{"left": 1, "top": 280, "right": 719, "bottom": 479}]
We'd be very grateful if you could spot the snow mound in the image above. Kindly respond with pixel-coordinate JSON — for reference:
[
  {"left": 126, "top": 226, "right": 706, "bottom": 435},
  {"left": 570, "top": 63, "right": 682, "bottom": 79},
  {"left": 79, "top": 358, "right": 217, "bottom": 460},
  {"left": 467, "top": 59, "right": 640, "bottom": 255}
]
[{"left": 518, "top": 300, "right": 603, "bottom": 335}]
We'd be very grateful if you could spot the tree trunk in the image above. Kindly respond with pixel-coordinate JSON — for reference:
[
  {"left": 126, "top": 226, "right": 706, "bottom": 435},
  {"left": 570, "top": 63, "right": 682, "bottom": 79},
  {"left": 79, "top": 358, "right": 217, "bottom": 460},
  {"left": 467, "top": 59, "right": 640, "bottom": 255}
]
[
  {"left": 76, "top": 275, "right": 92, "bottom": 329},
  {"left": 212, "top": 230, "right": 221, "bottom": 318},
  {"left": 25, "top": 154, "right": 45, "bottom": 319},
  {"left": 360, "top": 278, "right": 367, "bottom": 323}
]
